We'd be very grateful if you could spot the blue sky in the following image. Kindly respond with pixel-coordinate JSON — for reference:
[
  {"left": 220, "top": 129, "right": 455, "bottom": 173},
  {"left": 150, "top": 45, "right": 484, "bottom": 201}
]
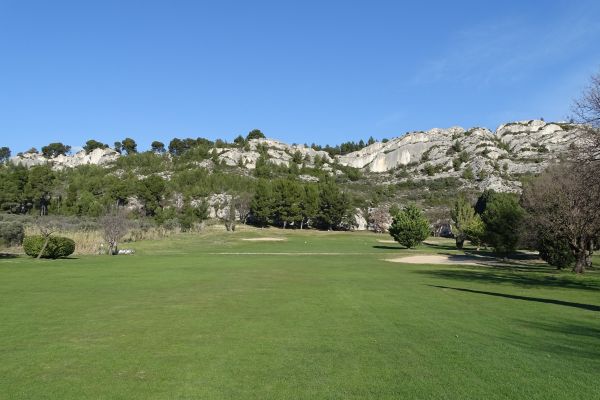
[{"left": 1, "top": 0, "right": 599, "bottom": 153}]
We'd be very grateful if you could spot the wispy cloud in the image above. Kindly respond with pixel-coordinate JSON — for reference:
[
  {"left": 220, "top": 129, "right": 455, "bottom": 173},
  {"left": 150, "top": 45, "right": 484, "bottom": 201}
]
[{"left": 410, "top": 4, "right": 600, "bottom": 89}]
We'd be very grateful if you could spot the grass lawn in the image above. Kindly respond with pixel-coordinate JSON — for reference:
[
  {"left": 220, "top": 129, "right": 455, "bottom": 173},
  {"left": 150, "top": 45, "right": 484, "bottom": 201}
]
[{"left": 1, "top": 229, "right": 599, "bottom": 399}]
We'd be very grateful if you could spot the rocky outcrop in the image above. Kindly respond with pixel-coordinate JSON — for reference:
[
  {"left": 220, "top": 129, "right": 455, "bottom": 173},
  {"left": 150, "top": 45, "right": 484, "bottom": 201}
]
[
  {"left": 8, "top": 120, "right": 581, "bottom": 193},
  {"left": 10, "top": 148, "right": 119, "bottom": 169}
]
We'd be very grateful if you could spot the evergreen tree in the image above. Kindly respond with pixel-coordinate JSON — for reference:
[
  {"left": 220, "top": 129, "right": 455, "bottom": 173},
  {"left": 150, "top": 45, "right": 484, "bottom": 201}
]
[
  {"left": 151, "top": 141, "right": 166, "bottom": 154},
  {"left": 481, "top": 193, "right": 524, "bottom": 256},
  {"left": 389, "top": 204, "right": 430, "bottom": 248},
  {"left": 315, "top": 179, "right": 350, "bottom": 230},
  {"left": 250, "top": 179, "right": 273, "bottom": 227},
  {"left": 121, "top": 138, "right": 138, "bottom": 155}
]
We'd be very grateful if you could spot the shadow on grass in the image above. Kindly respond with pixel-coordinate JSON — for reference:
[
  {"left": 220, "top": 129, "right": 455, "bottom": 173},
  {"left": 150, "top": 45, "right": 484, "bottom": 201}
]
[
  {"left": 429, "top": 285, "right": 600, "bottom": 312},
  {"left": 510, "top": 320, "right": 600, "bottom": 360},
  {"left": 418, "top": 267, "right": 600, "bottom": 292},
  {"left": 0, "top": 253, "right": 20, "bottom": 259},
  {"left": 372, "top": 245, "right": 404, "bottom": 250}
]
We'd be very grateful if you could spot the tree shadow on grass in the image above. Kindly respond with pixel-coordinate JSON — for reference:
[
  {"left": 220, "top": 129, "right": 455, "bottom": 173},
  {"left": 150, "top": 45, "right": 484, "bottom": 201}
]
[
  {"left": 0, "top": 253, "right": 20, "bottom": 259},
  {"left": 429, "top": 285, "right": 600, "bottom": 312},
  {"left": 504, "top": 319, "right": 600, "bottom": 360},
  {"left": 372, "top": 245, "right": 405, "bottom": 250},
  {"left": 419, "top": 267, "right": 600, "bottom": 292}
]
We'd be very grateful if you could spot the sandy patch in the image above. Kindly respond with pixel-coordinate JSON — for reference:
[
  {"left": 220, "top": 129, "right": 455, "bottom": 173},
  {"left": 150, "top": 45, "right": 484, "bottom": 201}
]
[
  {"left": 241, "top": 238, "right": 286, "bottom": 242},
  {"left": 377, "top": 239, "right": 397, "bottom": 244},
  {"left": 385, "top": 254, "right": 481, "bottom": 265}
]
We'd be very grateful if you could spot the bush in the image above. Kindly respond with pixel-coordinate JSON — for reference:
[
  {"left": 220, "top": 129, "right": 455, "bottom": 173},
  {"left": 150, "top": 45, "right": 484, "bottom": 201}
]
[
  {"left": 482, "top": 193, "right": 524, "bottom": 256},
  {"left": 537, "top": 233, "right": 575, "bottom": 270},
  {"left": 23, "top": 235, "right": 75, "bottom": 259},
  {"left": 0, "top": 221, "right": 25, "bottom": 247},
  {"left": 389, "top": 204, "right": 430, "bottom": 248}
]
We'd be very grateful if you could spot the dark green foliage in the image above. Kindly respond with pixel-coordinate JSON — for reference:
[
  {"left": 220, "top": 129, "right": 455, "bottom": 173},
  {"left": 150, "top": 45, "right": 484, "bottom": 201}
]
[
  {"left": 0, "top": 221, "right": 25, "bottom": 246},
  {"left": 388, "top": 204, "right": 430, "bottom": 248},
  {"left": 537, "top": 233, "right": 575, "bottom": 270},
  {"left": 168, "top": 137, "right": 214, "bottom": 156},
  {"left": 482, "top": 193, "right": 524, "bottom": 256},
  {"left": 114, "top": 141, "right": 122, "bottom": 154},
  {"left": 462, "top": 166, "right": 475, "bottom": 180},
  {"left": 0, "top": 147, "right": 10, "bottom": 163},
  {"left": 121, "top": 138, "right": 137, "bottom": 155},
  {"left": 250, "top": 180, "right": 273, "bottom": 226},
  {"left": 150, "top": 141, "right": 166, "bottom": 154},
  {"left": 23, "top": 235, "right": 75, "bottom": 259},
  {"left": 41, "top": 143, "right": 71, "bottom": 158},
  {"left": 137, "top": 176, "right": 166, "bottom": 216},
  {"left": 315, "top": 179, "right": 350, "bottom": 230},
  {"left": 246, "top": 129, "right": 266, "bottom": 140},
  {"left": 83, "top": 140, "right": 108, "bottom": 154}
]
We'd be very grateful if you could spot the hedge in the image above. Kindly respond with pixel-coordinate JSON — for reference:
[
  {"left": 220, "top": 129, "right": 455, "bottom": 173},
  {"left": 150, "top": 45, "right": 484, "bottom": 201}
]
[{"left": 23, "top": 235, "right": 75, "bottom": 259}]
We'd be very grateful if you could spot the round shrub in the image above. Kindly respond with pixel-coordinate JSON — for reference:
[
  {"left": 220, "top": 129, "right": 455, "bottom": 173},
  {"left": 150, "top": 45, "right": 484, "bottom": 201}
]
[{"left": 23, "top": 235, "right": 75, "bottom": 259}]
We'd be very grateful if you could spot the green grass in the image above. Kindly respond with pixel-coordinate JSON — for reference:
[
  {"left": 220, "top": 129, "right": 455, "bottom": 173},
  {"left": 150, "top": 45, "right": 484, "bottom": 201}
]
[{"left": 1, "top": 229, "right": 599, "bottom": 399}]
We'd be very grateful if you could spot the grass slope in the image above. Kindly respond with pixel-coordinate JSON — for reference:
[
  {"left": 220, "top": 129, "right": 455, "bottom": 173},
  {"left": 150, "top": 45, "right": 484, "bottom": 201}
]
[{"left": 1, "top": 230, "right": 599, "bottom": 399}]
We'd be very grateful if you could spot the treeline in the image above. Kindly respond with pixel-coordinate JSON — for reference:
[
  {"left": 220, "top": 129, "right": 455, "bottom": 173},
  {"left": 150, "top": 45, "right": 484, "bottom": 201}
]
[
  {"left": 3, "top": 129, "right": 385, "bottom": 160},
  {"left": 250, "top": 178, "right": 352, "bottom": 230}
]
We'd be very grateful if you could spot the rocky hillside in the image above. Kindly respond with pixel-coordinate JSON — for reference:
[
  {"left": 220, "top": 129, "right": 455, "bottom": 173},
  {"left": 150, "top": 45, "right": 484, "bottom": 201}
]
[{"left": 10, "top": 119, "right": 579, "bottom": 192}]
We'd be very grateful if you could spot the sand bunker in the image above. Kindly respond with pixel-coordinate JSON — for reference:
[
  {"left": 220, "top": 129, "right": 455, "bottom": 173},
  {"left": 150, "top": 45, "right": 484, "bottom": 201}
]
[
  {"left": 377, "top": 239, "right": 397, "bottom": 244},
  {"left": 385, "top": 254, "right": 481, "bottom": 265},
  {"left": 241, "top": 238, "right": 286, "bottom": 242}
]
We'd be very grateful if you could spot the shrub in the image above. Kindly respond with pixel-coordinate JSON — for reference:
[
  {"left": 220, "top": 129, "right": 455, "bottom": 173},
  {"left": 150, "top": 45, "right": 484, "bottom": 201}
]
[
  {"left": 23, "top": 235, "right": 75, "bottom": 259},
  {"left": 389, "top": 204, "right": 430, "bottom": 248},
  {"left": 482, "top": 194, "right": 524, "bottom": 256},
  {"left": 537, "top": 233, "right": 575, "bottom": 270},
  {"left": 0, "top": 221, "right": 25, "bottom": 247}
]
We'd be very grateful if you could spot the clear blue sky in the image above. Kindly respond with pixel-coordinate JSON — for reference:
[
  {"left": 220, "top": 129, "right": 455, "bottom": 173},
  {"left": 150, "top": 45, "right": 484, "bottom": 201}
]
[{"left": 1, "top": 0, "right": 599, "bottom": 153}]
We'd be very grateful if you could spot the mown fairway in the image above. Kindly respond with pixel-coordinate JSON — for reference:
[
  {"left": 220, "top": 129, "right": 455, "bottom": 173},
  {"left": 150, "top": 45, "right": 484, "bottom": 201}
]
[{"left": 1, "top": 229, "right": 599, "bottom": 399}]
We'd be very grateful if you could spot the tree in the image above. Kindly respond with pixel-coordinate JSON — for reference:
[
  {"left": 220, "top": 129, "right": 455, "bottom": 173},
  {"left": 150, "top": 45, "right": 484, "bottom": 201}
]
[
  {"left": 300, "top": 185, "right": 319, "bottom": 229},
  {"left": 451, "top": 195, "right": 482, "bottom": 249},
  {"left": 0, "top": 147, "right": 10, "bottom": 163},
  {"left": 100, "top": 209, "right": 130, "bottom": 255},
  {"left": 233, "top": 135, "right": 246, "bottom": 147},
  {"left": 481, "top": 193, "right": 524, "bottom": 257},
  {"left": 234, "top": 192, "right": 252, "bottom": 224},
  {"left": 388, "top": 204, "right": 430, "bottom": 248},
  {"left": 114, "top": 141, "right": 123, "bottom": 154},
  {"left": 121, "top": 138, "right": 137, "bottom": 155},
  {"left": 315, "top": 179, "right": 350, "bottom": 230},
  {"left": 251, "top": 179, "right": 273, "bottom": 227},
  {"left": 33, "top": 218, "right": 57, "bottom": 259},
  {"left": 151, "top": 141, "right": 166, "bottom": 154},
  {"left": 246, "top": 129, "right": 266, "bottom": 141},
  {"left": 522, "top": 164, "right": 600, "bottom": 273},
  {"left": 572, "top": 69, "right": 600, "bottom": 163},
  {"left": 83, "top": 140, "right": 108, "bottom": 154},
  {"left": 137, "top": 175, "right": 166, "bottom": 216},
  {"left": 41, "top": 142, "right": 71, "bottom": 158}
]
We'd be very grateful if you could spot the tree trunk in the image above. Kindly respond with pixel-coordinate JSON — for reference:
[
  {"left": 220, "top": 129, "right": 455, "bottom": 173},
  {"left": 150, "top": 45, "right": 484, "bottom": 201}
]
[
  {"left": 283, "top": 221, "right": 287, "bottom": 229},
  {"left": 455, "top": 237, "right": 464, "bottom": 250},
  {"left": 300, "top": 220, "right": 304, "bottom": 230},
  {"left": 37, "top": 236, "right": 50, "bottom": 259},
  {"left": 573, "top": 252, "right": 587, "bottom": 273}
]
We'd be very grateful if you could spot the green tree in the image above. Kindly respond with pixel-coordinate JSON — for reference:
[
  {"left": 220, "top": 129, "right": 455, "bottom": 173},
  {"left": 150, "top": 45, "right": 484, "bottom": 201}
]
[
  {"left": 246, "top": 129, "right": 266, "bottom": 140},
  {"left": 41, "top": 142, "right": 71, "bottom": 158},
  {"left": 300, "top": 184, "right": 319, "bottom": 229},
  {"left": 0, "top": 147, "right": 10, "bottom": 163},
  {"left": 114, "top": 141, "right": 123, "bottom": 154},
  {"left": 389, "top": 204, "right": 430, "bottom": 248},
  {"left": 451, "top": 195, "right": 478, "bottom": 249},
  {"left": 315, "top": 179, "right": 350, "bottom": 230},
  {"left": 121, "top": 138, "right": 138, "bottom": 155},
  {"left": 151, "top": 141, "right": 166, "bottom": 154},
  {"left": 482, "top": 193, "right": 524, "bottom": 256},
  {"left": 83, "top": 140, "right": 108, "bottom": 154},
  {"left": 250, "top": 179, "right": 273, "bottom": 226},
  {"left": 137, "top": 175, "right": 166, "bottom": 216}
]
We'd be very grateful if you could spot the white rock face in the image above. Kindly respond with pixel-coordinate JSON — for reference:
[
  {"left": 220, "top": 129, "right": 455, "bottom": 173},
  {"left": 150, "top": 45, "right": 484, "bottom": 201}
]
[{"left": 10, "top": 148, "right": 119, "bottom": 170}]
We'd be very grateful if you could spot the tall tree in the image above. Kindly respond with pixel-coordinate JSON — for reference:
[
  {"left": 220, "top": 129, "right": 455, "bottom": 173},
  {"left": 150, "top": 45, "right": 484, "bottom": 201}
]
[
  {"left": 481, "top": 193, "right": 524, "bottom": 257},
  {"left": 451, "top": 195, "right": 484, "bottom": 249},
  {"left": 522, "top": 164, "right": 600, "bottom": 273},
  {"left": 315, "top": 179, "right": 350, "bottom": 230},
  {"left": 251, "top": 179, "right": 273, "bottom": 227}
]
